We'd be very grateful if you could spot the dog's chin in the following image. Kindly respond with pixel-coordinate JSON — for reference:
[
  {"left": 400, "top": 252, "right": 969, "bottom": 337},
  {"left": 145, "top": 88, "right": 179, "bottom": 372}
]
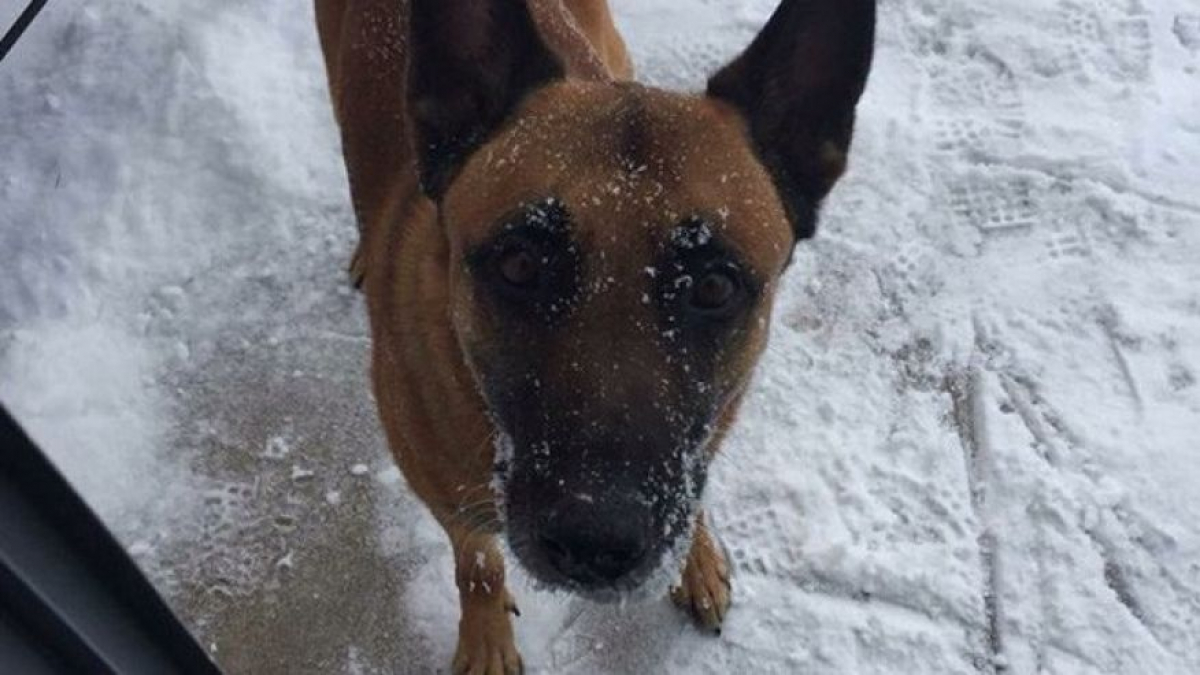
[
  {"left": 491, "top": 429, "right": 705, "bottom": 603},
  {"left": 503, "top": 517, "right": 698, "bottom": 604}
]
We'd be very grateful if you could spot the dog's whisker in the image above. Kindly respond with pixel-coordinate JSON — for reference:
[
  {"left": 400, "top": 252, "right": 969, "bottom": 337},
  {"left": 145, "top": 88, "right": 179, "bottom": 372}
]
[
  {"left": 459, "top": 510, "right": 502, "bottom": 541},
  {"left": 471, "top": 430, "right": 499, "bottom": 463},
  {"left": 452, "top": 485, "right": 493, "bottom": 509},
  {"left": 451, "top": 486, "right": 500, "bottom": 520}
]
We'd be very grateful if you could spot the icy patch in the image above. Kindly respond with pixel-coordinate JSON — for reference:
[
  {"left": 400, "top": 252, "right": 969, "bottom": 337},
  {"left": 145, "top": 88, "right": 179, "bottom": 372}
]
[{"left": 0, "top": 319, "right": 184, "bottom": 524}]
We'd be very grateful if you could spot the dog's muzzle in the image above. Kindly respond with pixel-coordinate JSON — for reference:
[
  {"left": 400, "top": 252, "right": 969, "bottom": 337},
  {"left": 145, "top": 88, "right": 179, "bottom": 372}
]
[{"left": 534, "top": 494, "right": 651, "bottom": 586}]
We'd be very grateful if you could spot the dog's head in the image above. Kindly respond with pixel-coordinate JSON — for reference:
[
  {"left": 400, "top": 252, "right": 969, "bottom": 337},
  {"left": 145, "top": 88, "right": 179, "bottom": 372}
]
[{"left": 407, "top": 0, "right": 874, "bottom": 598}]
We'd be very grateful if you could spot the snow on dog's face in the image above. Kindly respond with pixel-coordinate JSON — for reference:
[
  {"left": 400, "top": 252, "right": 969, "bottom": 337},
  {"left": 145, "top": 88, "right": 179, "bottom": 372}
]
[
  {"left": 407, "top": 0, "right": 875, "bottom": 596},
  {"left": 441, "top": 84, "right": 789, "bottom": 596}
]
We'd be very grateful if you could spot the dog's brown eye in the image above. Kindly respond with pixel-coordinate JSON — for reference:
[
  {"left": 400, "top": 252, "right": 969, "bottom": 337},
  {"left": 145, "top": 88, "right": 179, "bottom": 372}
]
[
  {"left": 498, "top": 248, "right": 540, "bottom": 288},
  {"left": 691, "top": 271, "right": 738, "bottom": 310}
]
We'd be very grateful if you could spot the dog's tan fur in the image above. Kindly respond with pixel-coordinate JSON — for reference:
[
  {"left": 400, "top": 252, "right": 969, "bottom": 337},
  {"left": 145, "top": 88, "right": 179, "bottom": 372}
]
[
  {"left": 316, "top": 5, "right": 713, "bottom": 671},
  {"left": 316, "top": 1, "right": 872, "bottom": 672}
]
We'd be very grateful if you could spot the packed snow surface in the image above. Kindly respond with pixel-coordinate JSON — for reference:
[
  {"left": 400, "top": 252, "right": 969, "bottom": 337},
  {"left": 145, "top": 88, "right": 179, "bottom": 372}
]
[{"left": 3, "top": 0, "right": 1200, "bottom": 672}]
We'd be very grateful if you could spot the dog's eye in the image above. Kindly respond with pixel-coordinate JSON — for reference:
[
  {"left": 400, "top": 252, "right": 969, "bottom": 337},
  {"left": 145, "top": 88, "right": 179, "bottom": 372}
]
[
  {"left": 497, "top": 247, "right": 541, "bottom": 288},
  {"left": 689, "top": 270, "right": 740, "bottom": 311}
]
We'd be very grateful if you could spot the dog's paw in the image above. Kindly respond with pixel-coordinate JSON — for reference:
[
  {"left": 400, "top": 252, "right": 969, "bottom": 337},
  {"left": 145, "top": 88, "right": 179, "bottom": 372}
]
[
  {"left": 453, "top": 597, "right": 523, "bottom": 675},
  {"left": 671, "top": 525, "right": 732, "bottom": 633}
]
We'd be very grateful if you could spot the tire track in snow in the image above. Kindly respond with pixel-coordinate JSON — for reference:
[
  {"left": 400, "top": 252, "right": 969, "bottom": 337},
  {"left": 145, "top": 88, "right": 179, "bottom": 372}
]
[
  {"left": 977, "top": 312, "right": 1200, "bottom": 668},
  {"left": 946, "top": 316, "right": 1004, "bottom": 674},
  {"left": 1000, "top": 370, "right": 1182, "bottom": 661},
  {"left": 1096, "top": 305, "right": 1145, "bottom": 417}
]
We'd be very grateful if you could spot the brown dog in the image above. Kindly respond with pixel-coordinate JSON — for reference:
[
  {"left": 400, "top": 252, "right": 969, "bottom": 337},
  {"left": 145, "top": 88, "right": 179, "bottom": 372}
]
[{"left": 315, "top": 0, "right": 874, "bottom": 672}]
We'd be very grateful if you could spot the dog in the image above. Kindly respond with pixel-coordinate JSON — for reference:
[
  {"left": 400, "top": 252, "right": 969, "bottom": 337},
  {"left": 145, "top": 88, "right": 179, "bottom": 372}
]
[{"left": 315, "top": 0, "right": 874, "bottom": 672}]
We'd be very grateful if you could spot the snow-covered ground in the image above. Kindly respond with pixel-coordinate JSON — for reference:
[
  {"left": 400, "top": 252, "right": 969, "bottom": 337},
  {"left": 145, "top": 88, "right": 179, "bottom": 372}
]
[{"left": 3, "top": 0, "right": 1199, "bottom": 672}]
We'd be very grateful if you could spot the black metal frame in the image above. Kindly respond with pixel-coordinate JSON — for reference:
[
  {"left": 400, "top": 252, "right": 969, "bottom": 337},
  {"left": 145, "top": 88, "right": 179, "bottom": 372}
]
[
  {"left": 0, "top": 0, "right": 50, "bottom": 63},
  {"left": 0, "top": 403, "right": 223, "bottom": 674}
]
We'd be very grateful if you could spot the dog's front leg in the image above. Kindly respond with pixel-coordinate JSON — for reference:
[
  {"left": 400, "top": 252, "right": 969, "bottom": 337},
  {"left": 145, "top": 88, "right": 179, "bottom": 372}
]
[
  {"left": 449, "top": 527, "right": 523, "bottom": 675},
  {"left": 671, "top": 510, "right": 732, "bottom": 633}
]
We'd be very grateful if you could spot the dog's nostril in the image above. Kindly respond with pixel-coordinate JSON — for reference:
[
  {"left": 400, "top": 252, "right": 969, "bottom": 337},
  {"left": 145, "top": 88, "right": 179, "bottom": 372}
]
[
  {"left": 588, "top": 544, "right": 646, "bottom": 581},
  {"left": 538, "top": 526, "right": 648, "bottom": 585},
  {"left": 540, "top": 533, "right": 569, "bottom": 561}
]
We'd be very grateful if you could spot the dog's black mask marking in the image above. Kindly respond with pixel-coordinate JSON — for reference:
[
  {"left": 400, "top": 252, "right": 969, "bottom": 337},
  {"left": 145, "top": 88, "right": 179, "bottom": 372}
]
[{"left": 466, "top": 201, "right": 759, "bottom": 597}]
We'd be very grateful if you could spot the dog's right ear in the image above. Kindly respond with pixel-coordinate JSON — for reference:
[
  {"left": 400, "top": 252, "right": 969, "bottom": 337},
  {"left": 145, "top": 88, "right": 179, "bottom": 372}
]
[{"left": 408, "top": 0, "right": 564, "bottom": 200}]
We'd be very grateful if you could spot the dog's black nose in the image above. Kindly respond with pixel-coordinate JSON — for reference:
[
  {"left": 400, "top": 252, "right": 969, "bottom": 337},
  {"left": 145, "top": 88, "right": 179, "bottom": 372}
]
[{"left": 538, "top": 505, "right": 649, "bottom": 585}]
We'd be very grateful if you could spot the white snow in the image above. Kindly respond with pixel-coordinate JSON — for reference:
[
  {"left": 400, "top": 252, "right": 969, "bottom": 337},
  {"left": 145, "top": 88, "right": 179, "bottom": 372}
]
[{"left": 3, "top": 0, "right": 1200, "bottom": 673}]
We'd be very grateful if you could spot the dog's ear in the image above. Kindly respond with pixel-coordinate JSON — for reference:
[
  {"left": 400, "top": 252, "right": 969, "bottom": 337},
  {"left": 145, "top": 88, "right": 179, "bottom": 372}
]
[
  {"left": 409, "top": 0, "right": 564, "bottom": 199},
  {"left": 707, "top": 0, "right": 875, "bottom": 240}
]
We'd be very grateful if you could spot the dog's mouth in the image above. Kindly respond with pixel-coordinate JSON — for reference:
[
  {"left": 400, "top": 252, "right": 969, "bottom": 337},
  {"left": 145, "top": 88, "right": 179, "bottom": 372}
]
[{"left": 492, "top": 434, "right": 704, "bottom": 601}]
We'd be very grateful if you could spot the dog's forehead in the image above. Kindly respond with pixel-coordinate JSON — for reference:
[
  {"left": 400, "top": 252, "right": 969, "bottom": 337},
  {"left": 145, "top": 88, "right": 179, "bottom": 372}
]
[{"left": 448, "top": 81, "right": 793, "bottom": 275}]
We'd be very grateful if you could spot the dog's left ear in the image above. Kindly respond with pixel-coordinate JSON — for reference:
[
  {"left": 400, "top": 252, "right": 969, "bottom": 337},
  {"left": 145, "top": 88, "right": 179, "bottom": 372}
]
[
  {"left": 408, "top": 0, "right": 565, "bottom": 200},
  {"left": 707, "top": 0, "right": 876, "bottom": 240}
]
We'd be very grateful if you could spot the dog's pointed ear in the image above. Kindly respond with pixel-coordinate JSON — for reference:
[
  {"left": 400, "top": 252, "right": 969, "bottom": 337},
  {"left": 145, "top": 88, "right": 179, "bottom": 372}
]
[
  {"left": 707, "top": 0, "right": 875, "bottom": 240},
  {"left": 409, "top": 0, "right": 564, "bottom": 200}
]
